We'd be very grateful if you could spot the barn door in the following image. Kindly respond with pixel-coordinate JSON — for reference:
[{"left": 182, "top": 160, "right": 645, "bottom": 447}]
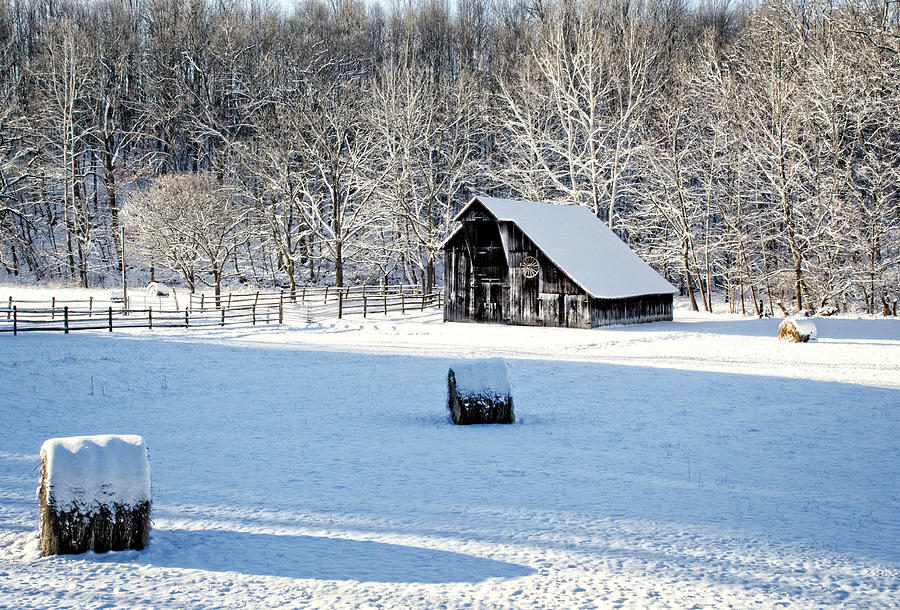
[
  {"left": 473, "top": 283, "right": 487, "bottom": 320},
  {"left": 474, "top": 281, "right": 504, "bottom": 322}
]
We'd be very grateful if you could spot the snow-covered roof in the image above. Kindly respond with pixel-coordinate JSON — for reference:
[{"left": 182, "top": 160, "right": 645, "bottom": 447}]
[{"left": 448, "top": 196, "right": 677, "bottom": 299}]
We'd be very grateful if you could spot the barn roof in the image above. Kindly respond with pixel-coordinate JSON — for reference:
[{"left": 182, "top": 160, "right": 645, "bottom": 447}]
[{"left": 447, "top": 196, "right": 677, "bottom": 299}]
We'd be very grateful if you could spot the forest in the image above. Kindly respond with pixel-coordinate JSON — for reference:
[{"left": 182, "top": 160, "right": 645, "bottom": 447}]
[{"left": 0, "top": 0, "right": 897, "bottom": 314}]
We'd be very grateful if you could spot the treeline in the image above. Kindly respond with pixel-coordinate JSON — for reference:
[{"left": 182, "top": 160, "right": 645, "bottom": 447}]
[{"left": 0, "top": 0, "right": 897, "bottom": 314}]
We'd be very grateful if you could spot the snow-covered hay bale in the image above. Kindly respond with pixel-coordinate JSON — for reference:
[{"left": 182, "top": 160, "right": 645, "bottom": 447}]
[
  {"left": 778, "top": 316, "right": 818, "bottom": 343},
  {"left": 447, "top": 358, "right": 514, "bottom": 425},
  {"left": 38, "top": 435, "right": 151, "bottom": 556},
  {"left": 145, "top": 282, "right": 170, "bottom": 297}
]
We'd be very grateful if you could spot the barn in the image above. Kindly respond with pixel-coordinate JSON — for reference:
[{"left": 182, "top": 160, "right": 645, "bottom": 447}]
[{"left": 441, "top": 196, "right": 676, "bottom": 328}]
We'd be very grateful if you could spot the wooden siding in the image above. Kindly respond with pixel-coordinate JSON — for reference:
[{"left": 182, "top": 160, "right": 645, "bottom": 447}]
[
  {"left": 443, "top": 237, "right": 472, "bottom": 322},
  {"left": 589, "top": 293, "right": 673, "bottom": 327},
  {"left": 443, "top": 210, "right": 509, "bottom": 324},
  {"left": 443, "top": 199, "right": 672, "bottom": 328},
  {"left": 500, "top": 221, "right": 590, "bottom": 328}
]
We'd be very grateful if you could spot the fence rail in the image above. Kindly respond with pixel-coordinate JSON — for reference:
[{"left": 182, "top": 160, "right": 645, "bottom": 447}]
[
  {"left": 0, "top": 304, "right": 284, "bottom": 335},
  {"left": 188, "top": 283, "right": 432, "bottom": 310},
  {"left": 1, "top": 284, "right": 444, "bottom": 335},
  {"left": 2, "top": 293, "right": 182, "bottom": 314},
  {"left": 188, "top": 285, "right": 443, "bottom": 322}
]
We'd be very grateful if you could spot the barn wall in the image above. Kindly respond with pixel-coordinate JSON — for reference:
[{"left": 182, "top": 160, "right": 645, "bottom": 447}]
[
  {"left": 589, "top": 293, "right": 673, "bottom": 327},
  {"left": 443, "top": 204, "right": 508, "bottom": 323},
  {"left": 501, "top": 222, "right": 591, "bottom": 328},
  {"left": 443, "top": 236, "right": 472, "bottom": 323}
]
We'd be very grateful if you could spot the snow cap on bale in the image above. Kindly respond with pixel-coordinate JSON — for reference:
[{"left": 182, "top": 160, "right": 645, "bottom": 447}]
[
  {"left": 778, "top": 316, "right": 818, "bottom": 343},
  {"left": 447, "top": 358, "right": 514, "bottom": 425},
  {"left": 40, "top": 435, "right": 150, "bottom": 510},
  {"left": 39, "top": 435, "right": 151, "bottom": 556},
  {"left": 145, "top": 282, "right": 170, "bottom": 297}
]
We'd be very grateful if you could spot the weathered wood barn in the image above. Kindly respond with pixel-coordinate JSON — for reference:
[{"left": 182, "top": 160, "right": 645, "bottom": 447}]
[{"left": 442, "top": 196, "right": 676, "bottom": 328}]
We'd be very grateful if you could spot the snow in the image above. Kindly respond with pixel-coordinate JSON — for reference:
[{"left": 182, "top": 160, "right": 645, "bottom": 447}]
[
  {"left": 456, "top": 196, "right": 677, "bottom": 299},
  {"left": 449, "top": 358, "right": 510, "bottom": 397},
  {"left": 40, "top": 435, "right": 151, "bottom": 512},
  {"left": 1, "top": 286, "right": 899, "bottom": 608}
]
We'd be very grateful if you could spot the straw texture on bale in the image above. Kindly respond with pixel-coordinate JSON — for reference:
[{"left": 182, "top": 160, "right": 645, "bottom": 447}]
[
  {"left": 447, "top": 359, "right": 514, "bottom": 425},
  {"left": 38, "top": 435, "right": 151, "bottom": 556},
  {"left": 778, "top": 317, "right": 818, "bottom": 343}
]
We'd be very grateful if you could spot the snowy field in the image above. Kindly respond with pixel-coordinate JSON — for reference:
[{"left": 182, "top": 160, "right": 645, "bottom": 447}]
[{"left": 1, "top": 287, "right": 899, "bottom": 608}]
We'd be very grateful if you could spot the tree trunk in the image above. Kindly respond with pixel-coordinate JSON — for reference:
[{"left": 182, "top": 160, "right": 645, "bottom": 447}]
[
  {"left": 425, "top": 253, "right": 435, "bottom": 295},
  {"left": 334, "top": 241, "right": 343, "bottom": 287},
  {"left": 104, "top": 137, "right": 122, "bottom": 273},
  {"left": 682, "top": 241, "right": 699, "bottom": 312}
]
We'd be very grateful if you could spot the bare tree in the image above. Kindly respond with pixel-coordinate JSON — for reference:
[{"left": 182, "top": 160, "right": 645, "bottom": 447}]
[
  {"left": 124, "top": 173, "right": 249, "bottom": 302},
  {"left": 368, "top": 49, "right": 478, "bottom": 292}
]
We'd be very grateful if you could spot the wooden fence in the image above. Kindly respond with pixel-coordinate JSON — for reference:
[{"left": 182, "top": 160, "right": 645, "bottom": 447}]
[
  {"left": 0, "top": 304, "right": 282, "bottom": 335},
  {"left": 2, "top": 293, "right": 181, "bottom": 314},
  {"left": 188, "top": 285, "right": 442, "bottom": 322},
  {"left": 0, "top": 284, "right": 443, "bottom": 335}
]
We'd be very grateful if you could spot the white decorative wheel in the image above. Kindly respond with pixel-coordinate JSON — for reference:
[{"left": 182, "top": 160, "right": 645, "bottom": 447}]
[{"left": 520, "top": 256, "right": 540, "bottom": 279}]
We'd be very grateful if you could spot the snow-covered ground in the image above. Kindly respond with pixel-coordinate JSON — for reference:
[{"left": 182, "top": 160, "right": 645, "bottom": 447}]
[{"left": 1, "top": 286, "right": 898, "bottom": 608}]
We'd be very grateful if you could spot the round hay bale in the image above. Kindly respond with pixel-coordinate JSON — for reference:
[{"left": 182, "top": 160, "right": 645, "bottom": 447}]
[
  {"left": 447, "top": 358, "right": 514, "bottom": 425},
  {"left": 778, "top": 317, "right": 817, "bottom": 343},
  {"left": 39, "top": 435, "right": 151, "bottom": 556},
  {"left": 145, "top": 282, "right": 170, "bottom": 297}
]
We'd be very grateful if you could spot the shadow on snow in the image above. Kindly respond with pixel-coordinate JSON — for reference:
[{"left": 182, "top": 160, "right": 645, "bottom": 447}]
[{"left": 83, "top": 528, "right": 535, "bottom": 583}]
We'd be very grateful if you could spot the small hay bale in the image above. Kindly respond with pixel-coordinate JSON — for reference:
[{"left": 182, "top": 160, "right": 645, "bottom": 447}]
[
  {"left": 778, "top": 317, "right": 818, "bottom": 343},
  {"left": 447, "top": 358, "right": 514, "bottom": 425},
  {"left": 145, "top": 282, "right": 170, "bottom": 297},
  {"left": 38, "top": 435, "right": 151, "bottom": 556}
]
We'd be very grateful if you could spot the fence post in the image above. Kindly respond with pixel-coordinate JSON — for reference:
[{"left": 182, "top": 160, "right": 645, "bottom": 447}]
[
  {"left": 363, "top": 295, "right": 367, "bottom": 318},
  {"left": 6, "top": 296, "right": 10, "bottom": 320},
  {"left": 13, "top": 305, "right": 16, "bottom": 335},
  {"left": 383, "top": 288, "right": 387, "bottom": 315},
  {"left": 108, "top": 307, "right": 113, "bottom": 332},
  {"left": 422, "top": 292, "right": 425, "bottom": 311},
  {"left": 185, "top": 309, "right": 189, "bottom": 328},
  {"left": 149, "top": 307, "right": 153, "bottom": 330},
  {"left": 227, "top": 293, "right": 232, "bottom": 309},
  {"left": 338, "top": 291, "right": 343, "bottom": 319},
  {"left": 89, "top": 296, "right": 93, "bottom": 318},
  {"left": 254, "top": 291, "right": 260, "bottom": 310},
  {"left": 201, "top": 294, "right": 205, "bottom": 312},
  {"left": 302, "top": 287, "right": 306, "bottom": 303},
  {"left": 64, "top": 306, "right": 69, "bottom": 334},
  {"left": 52, "top": 296, "right": 56, "bottom": 320},
  {"left": 401, "top": 292, "right": 405, "bottom": 314},
  {"left": 221, "top": 307, "right": 225, "bottom": 326},
  {"left": 324, "top": 286, "right": 329, "bottom": 304},
  {"left": 252, "top": 305, "right": 257, "bottom": 325},
  {"left": 279, "top": 291, "right": 284, "bottom": 324}
]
